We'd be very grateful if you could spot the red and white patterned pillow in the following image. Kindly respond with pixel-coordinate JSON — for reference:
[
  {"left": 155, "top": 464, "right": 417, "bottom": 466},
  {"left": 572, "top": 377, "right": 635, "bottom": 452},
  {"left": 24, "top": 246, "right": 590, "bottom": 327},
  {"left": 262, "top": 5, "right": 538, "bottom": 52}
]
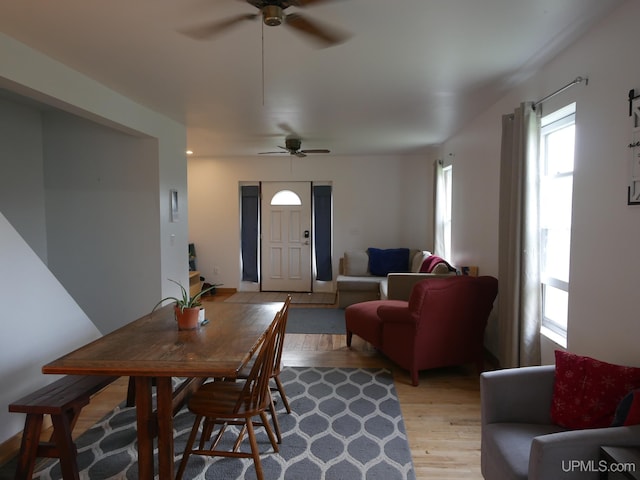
[{"left": 551, "top": 350, "right": 640, "bottom": 429}]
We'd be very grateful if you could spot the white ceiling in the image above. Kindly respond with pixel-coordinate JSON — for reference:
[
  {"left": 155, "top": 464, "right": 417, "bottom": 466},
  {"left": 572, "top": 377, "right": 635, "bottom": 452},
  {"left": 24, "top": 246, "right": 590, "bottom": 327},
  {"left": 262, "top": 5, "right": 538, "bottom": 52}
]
[{"left": 0, "top": 0, "right": 624, "bottom": 157}]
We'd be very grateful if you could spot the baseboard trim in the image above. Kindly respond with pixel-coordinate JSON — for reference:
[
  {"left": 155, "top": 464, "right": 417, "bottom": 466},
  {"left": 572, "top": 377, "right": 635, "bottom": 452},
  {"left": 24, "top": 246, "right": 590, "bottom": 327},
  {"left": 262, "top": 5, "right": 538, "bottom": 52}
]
[{"left": 216, "top": 287, "right": 237, "bottom": 295}]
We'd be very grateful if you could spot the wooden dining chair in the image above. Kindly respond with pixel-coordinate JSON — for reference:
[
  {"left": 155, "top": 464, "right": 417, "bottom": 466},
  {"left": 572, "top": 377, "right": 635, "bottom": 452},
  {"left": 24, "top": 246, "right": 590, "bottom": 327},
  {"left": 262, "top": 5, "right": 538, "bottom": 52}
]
[
  {"left": 236, "top": 295, "right": 292, "bottom": 443},
  {"left": 270, "top": 295, "right": 292, "bottom": 415},
  {"left": 175, "top": 311, "right": 281, "bottom": 480}
]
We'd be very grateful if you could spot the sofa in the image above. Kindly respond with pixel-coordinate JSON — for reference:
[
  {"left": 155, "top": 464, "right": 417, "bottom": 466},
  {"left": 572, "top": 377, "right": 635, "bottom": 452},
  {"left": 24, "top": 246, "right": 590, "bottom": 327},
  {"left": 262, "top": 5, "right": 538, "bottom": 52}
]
[
  {"left": 345, "top": 275, "right": 498, "bottom": 385},
  {"left": 481, "top": 354, "right": 640, "bottom": 479},
  {"left": 336, "top": 248, "right": 456, "bottom": 308}
]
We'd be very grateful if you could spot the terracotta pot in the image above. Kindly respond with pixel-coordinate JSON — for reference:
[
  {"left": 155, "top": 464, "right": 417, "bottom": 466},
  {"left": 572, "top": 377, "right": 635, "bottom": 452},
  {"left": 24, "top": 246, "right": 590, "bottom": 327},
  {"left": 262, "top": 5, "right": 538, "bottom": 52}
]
[{"left": 174, "top": 306, "right": 200, "bottom": 330}]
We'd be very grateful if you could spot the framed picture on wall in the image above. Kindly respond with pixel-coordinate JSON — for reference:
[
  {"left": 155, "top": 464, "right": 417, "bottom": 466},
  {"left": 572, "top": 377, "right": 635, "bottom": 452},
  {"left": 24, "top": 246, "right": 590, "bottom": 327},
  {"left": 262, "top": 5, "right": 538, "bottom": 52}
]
[
  {"left": 628, "top": 90, "right": 640, "bottom": 205},
  {"left": 170, "top": 189, "right": 180, "bottom": 222},
  {"left": 629, "top": 180, "right": 640, "bottom": 205}
]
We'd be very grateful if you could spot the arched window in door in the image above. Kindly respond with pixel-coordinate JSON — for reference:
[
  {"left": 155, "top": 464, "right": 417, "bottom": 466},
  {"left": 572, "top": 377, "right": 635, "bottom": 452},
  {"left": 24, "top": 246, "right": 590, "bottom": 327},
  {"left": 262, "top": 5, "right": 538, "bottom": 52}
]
[{"left": 270, "top": 190, "right": 302, "bottom": 206}]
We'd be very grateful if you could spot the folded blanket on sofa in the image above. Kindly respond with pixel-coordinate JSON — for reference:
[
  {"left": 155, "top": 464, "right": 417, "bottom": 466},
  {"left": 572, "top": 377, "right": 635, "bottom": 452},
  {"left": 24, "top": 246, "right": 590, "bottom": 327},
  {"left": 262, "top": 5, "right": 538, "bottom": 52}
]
[{"left": 420, "top": 255, "right": 456, "bottom": 274}]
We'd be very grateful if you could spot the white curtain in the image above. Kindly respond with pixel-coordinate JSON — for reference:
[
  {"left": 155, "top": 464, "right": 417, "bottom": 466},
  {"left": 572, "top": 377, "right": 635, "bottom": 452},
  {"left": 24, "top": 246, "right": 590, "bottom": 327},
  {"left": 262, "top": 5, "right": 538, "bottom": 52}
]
[
  {"left": 433, "top": 159, "right": 446, "bottom": 257},
  {"left": 497, "top": 102, "right": 542, "bottom": 368}
]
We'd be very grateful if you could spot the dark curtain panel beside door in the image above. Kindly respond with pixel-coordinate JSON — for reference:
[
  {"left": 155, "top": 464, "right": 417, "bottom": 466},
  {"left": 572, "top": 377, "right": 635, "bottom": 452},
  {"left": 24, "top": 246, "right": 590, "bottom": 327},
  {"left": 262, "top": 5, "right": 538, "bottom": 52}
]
[
  {"left": 240, "top": 185, "right": 259, "bottom": 282},
  {"left": 313, "top": 185, "right": 332, "bottom": 281}
]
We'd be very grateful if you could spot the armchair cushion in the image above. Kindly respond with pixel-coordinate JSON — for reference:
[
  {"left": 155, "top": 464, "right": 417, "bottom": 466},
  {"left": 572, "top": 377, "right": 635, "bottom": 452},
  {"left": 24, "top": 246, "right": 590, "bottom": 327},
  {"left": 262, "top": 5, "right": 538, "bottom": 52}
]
[
  {"left": 550, "top": 350, "right": 640, "bottom": 429},
  {"left": 345, "top": 300, "right": 406, "bottom": 349},
  {"left": 482, "top": 423, "right": 567, "bottom": 480}
]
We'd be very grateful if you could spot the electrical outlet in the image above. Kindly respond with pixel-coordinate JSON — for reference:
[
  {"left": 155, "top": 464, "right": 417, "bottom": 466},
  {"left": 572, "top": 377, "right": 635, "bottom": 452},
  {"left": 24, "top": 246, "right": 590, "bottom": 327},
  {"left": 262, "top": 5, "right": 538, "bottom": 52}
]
[{"left": 214, "top": 266, "right": 220, "bottom": 275}]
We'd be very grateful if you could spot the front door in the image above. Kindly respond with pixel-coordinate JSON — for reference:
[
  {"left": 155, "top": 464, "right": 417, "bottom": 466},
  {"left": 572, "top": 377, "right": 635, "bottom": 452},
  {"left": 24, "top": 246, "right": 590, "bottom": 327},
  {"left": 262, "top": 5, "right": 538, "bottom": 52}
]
[{"left": 260, "top": 181, "right": 312, "bottom": 292}]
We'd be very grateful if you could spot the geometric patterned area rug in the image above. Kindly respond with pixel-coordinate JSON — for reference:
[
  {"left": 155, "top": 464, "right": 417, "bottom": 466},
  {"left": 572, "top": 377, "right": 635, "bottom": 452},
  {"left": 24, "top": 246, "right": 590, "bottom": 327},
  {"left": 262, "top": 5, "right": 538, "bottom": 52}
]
[{"left": 30, "top": 367, "right": 415, "bottom": 480}]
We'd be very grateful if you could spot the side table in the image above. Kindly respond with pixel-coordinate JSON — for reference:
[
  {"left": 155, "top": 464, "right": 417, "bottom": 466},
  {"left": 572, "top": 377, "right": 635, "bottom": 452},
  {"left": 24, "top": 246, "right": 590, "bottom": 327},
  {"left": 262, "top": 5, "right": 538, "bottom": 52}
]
[{"left": 600, "top": 446, "right": 640, "bottom": 480}]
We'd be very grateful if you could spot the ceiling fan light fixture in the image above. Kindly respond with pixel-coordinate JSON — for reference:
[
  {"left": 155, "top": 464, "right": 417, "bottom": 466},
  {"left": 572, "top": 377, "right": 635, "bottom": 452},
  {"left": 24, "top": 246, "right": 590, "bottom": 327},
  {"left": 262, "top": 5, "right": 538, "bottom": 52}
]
[{"left": 262, "top": 5, "right": 284, "bottom": 27}]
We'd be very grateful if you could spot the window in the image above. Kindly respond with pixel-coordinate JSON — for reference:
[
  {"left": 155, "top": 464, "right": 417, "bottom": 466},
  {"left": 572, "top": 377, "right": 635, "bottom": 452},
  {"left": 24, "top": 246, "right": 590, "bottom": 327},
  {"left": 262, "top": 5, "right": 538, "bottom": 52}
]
[
  {"left": 539, "top": 104, "right": 576, "bottom": 345},
  {"left": 442, "top": 165, "right": 453, "bottom": 261},
  {"left": 270, "top": 190, "right": 301, "bottom": 206}
]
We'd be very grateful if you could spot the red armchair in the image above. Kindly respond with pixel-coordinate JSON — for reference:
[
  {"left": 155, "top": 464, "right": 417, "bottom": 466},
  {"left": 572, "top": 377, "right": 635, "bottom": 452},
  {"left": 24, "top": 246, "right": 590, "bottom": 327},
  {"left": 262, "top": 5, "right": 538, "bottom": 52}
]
[{"left": 345, "top": 275, "right": 498, "bottom": 385}]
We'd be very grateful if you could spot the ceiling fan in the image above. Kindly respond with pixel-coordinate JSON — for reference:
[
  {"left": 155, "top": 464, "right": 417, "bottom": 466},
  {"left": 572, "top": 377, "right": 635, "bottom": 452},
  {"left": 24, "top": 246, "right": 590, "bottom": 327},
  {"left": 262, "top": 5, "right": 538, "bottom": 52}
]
[
  {"left": 180, "top": 0, "right": 350, "bottom": 48},
  {"left": 259, "top": 135, "right": 330, "bottom": 157}
]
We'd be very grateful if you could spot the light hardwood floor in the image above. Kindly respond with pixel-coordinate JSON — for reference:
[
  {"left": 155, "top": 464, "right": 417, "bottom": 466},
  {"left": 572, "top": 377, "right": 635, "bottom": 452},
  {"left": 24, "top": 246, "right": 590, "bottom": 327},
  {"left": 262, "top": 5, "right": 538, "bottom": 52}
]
[{"left": 1, "top": 294, "right": 486, "bottom": 479}]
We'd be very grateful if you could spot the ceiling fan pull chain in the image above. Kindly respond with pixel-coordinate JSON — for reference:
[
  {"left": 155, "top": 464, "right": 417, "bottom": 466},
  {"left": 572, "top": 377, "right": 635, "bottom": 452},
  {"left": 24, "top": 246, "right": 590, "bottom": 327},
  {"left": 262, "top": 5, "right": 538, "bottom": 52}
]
[{"left": 262, "top": 20, "right": 265, "bottom": 106}]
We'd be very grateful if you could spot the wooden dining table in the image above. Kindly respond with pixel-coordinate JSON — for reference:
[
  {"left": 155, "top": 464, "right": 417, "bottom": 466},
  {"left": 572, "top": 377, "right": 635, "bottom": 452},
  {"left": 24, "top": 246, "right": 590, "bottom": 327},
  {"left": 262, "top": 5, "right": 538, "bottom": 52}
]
[{"left": 42, "top": 300, "right": 283, "bottom": 480}]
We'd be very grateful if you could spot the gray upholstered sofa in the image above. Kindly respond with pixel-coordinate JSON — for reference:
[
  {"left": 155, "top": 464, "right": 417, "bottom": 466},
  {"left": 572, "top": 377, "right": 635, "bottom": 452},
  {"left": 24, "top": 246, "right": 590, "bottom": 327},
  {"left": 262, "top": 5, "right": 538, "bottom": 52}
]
[
  {"left": 481, "top": 365, "right": 640, "bottom": 480},
  {"left": 336, "top": 249, "right": 455, "bottom": 307}
]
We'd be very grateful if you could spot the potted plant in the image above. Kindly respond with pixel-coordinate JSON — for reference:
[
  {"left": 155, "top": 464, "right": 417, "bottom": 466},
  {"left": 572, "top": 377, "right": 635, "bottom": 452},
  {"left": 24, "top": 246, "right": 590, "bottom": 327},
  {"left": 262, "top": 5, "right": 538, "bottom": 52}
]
[{"left": 153, "top": 279, "right": 220, "bottom": 330}]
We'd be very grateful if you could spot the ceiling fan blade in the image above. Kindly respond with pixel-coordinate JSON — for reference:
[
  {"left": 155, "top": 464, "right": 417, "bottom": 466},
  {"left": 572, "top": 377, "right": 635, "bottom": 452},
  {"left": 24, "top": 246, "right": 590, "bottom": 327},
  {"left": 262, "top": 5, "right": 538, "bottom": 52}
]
[
  {"left": 258, "top": 151, "right": 286, "bottom": 154},
  {"left": 295, "top": 152, "right": 307, "bottom": 158},
  {"left": 258, "top": 145, "right": 290, "bottom": 154},
  {"left": 179, "top": 13, "right": 258, "bottom": 40},
  {"left": 300, "top": 149, "right": 330, "bottom": 154},
  {"left": 277, "top": 122, "right": 299, "bottom": 136},
  {"left": 290, "top": 0, "right": 343, "bottom": 6},
  {"left": 285, "top": 13, "right": 350, "bottom": 47}
]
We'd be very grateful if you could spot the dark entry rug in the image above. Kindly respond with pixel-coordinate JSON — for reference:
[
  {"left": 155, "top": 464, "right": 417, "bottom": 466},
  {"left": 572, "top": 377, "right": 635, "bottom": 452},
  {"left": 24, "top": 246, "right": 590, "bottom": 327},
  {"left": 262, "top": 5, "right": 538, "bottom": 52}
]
[
  {"left": 286, "top": 308, "right": 346, "bottom": 334},
  {"left": 225, "top": 292, "right": 336, "bottom": 305},
  {"left": 23, "top": 368, "right": 415, "bottom": 480}
]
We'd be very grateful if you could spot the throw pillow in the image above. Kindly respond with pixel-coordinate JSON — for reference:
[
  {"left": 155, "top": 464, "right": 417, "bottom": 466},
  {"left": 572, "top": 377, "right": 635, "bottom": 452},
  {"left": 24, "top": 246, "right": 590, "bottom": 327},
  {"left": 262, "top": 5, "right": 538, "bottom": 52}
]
[
  {"left": 550, "top": 350, "right": 640, "bottom": 429},
  {"left": 411, "top": 250, "right": 431, "bottom": 273},
  {"left": 343, "top": 250, "right": 370, "bottom": 276},
  {"left": 612, "top": 389, "right": 640, "bottom": 426},
  {"left": 367, "top": 248, "right": 410, "bottom": 276}
]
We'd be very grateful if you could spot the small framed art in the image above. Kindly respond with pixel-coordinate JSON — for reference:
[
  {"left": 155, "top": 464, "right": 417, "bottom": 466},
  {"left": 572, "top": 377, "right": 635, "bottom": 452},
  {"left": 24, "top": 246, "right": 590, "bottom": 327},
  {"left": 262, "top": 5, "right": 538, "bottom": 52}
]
[
  {"left": 170, "top": 189, "right": 179, "bottom": 222},
  {"left": 628, "top": 89, "right": 640, "bottom": 205},
  {"left": 629, "top": 180, "right": 640, "bottom": 205}
]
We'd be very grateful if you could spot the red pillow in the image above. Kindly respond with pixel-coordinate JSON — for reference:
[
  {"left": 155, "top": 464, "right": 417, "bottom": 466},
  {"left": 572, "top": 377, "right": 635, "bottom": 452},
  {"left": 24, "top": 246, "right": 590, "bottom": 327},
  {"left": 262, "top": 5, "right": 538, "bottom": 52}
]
[{"left": 551, "top": 350, "right": 640, "bottom": 429}]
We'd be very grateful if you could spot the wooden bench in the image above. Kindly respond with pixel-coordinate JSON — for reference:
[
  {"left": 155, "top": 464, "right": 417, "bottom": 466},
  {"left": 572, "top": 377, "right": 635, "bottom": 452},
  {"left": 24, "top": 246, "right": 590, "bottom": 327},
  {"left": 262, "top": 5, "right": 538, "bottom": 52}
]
[{"left": 8, "top": 375, "right": 118, "bottom": 480}]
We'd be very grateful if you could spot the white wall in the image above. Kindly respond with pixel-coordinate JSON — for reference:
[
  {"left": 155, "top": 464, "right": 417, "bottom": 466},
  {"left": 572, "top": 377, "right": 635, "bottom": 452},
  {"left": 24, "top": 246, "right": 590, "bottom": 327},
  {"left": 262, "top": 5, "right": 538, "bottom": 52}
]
[
  {"left": 0, "top": 34, "right": 188, "bottom": 444},
  {"left": 0, "top": 32, "right": 189, "bottom": 297},
  {"left": 188, "top": 154, "right": 433, "bottom": 290},
  {"left": 440, "top": 0, "right": 640, "bottom": 367},
  {"left": 0, "top": 213, "right": 102, "bottom": 444},
  {"left": 0, "top": 98, "right": 48, "bottom": 262},
  {"left": 42, "top": 111, "right": 162, "bottom": 332}
]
